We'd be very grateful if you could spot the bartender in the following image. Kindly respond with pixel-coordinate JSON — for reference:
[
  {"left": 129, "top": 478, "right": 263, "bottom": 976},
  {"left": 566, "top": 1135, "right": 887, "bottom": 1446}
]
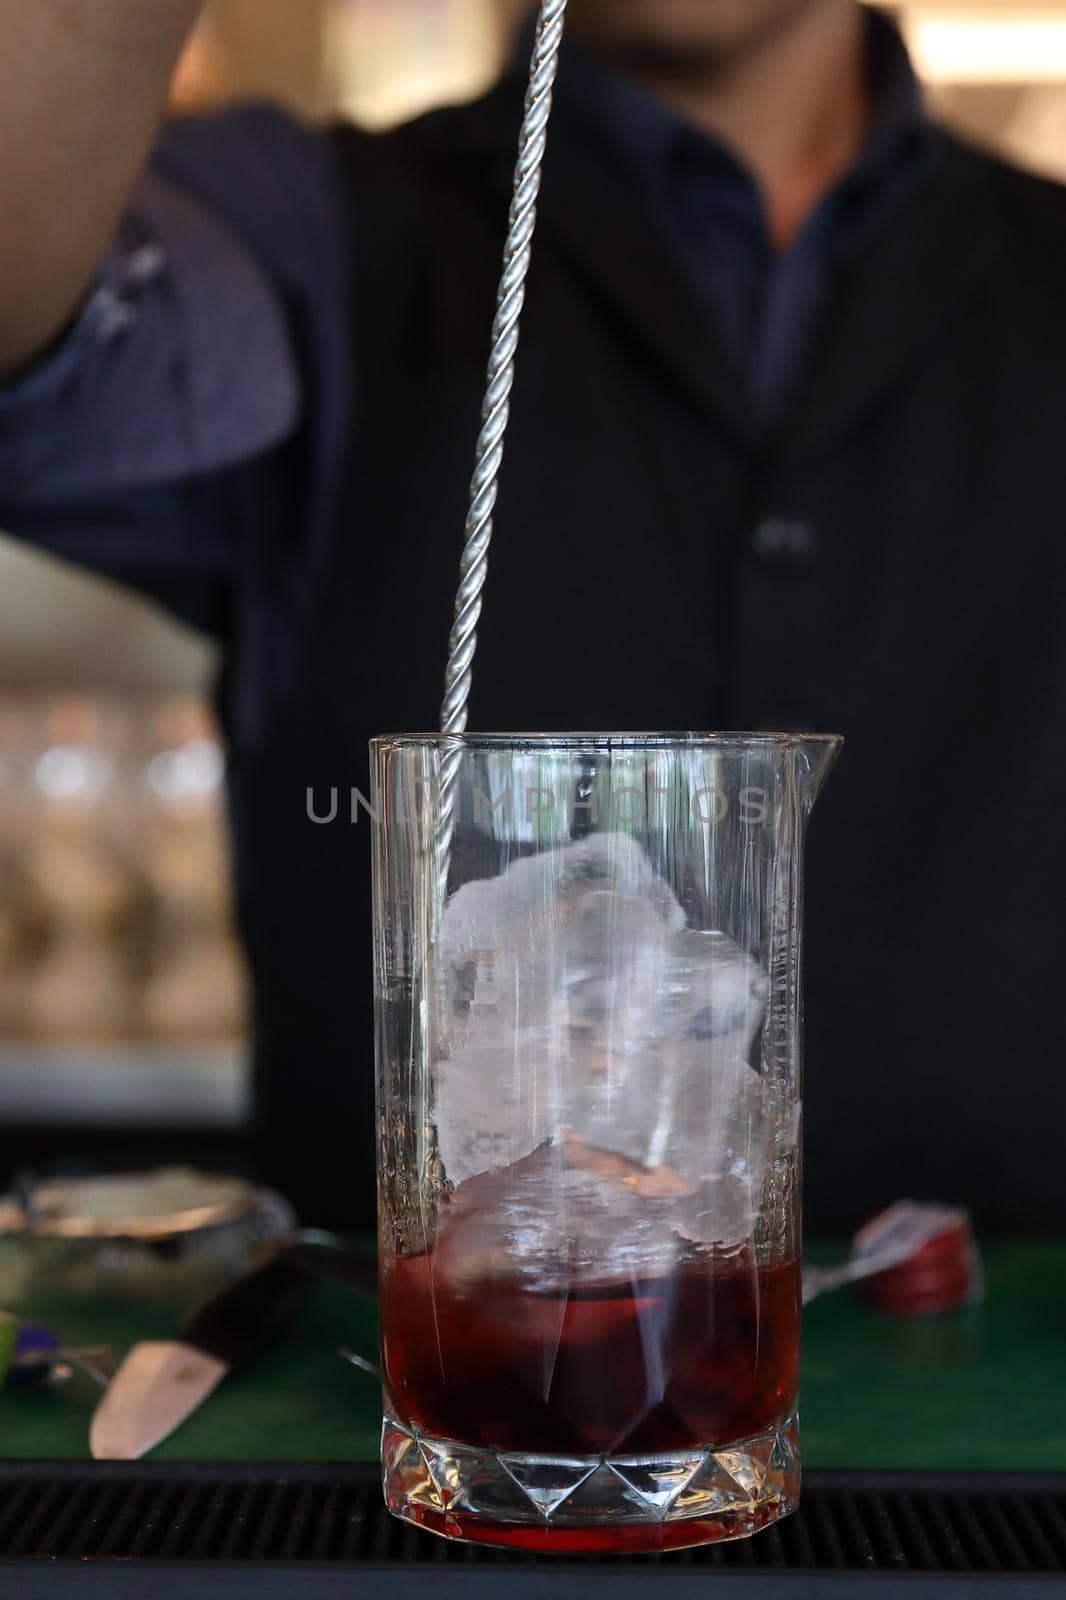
[{"left": 0, "top": 0, "right": 1064, "bottom": 1231}]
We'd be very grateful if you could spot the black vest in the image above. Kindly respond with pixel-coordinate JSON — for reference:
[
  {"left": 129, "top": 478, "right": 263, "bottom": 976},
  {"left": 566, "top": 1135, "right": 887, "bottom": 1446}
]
[{"left": 231, "top": 80, "right": 1066, "bottom": 1234}]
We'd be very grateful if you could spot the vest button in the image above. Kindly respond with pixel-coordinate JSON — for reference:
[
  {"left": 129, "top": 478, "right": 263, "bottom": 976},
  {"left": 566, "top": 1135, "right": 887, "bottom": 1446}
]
[{"left": 752, "top": 516, "right": 816, "bottom": 570}]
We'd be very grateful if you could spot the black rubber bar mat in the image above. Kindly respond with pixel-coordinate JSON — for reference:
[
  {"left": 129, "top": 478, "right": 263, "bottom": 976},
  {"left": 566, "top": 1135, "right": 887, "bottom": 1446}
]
[{"left": 2, "top": 1462, "right": 1065, "bottom": 1596}]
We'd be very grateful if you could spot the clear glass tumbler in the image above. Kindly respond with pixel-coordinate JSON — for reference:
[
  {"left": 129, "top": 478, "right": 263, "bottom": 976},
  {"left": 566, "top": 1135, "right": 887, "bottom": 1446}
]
[{"left": 371, "top": 733, "right": 840, "bottom": 1553}]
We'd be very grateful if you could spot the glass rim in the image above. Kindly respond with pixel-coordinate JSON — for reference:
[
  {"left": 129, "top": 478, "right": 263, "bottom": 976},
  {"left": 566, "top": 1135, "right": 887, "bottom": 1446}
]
[{"left": 371, "top": 730, "right": 844, "bottom": 751}]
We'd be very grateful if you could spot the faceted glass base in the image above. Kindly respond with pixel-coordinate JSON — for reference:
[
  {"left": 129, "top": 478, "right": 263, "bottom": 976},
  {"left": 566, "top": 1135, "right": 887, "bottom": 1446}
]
[{"left": 382, "top": 1411, "right": 800, "bottom": 1554}]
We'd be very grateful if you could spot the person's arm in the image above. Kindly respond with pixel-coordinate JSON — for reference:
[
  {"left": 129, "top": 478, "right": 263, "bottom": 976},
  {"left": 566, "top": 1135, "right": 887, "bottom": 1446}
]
[
  {"left": 0, "top": 0, "right": 203, "bottom": 380},
  {"left": 0, "top": 103, "right": 348, "bottom": 744}
]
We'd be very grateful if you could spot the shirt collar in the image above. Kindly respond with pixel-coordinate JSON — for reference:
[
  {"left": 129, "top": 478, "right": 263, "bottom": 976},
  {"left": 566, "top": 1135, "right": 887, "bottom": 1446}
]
[{"left": 836, "top": 5, "right": 931, "bottom": 233}]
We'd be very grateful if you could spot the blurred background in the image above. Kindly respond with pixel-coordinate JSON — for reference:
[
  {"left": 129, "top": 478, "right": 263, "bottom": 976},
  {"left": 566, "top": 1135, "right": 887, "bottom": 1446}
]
[{"left": 3, "top": 0, "right": 1065, "bottom": 1180}]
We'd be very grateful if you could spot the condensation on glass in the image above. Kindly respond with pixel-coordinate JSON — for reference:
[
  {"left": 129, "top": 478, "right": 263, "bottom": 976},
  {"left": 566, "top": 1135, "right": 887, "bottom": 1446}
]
[{"left": 371, "top": 733, "right": 840, "bottom": 1554}]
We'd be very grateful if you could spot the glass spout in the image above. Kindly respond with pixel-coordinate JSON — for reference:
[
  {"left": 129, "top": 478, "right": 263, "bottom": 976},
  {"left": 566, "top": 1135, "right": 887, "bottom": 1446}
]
[{"left": 796, "top": 735, "right": 843, "bottom": 814}]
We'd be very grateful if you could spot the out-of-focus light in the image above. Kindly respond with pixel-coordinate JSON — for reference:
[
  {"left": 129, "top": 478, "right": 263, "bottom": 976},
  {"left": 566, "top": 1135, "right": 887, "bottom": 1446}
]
[
  {"left": 35, "top": 746, "right": 112, "bottom": 802},
  {"left": 330, "top": 0, "right": 505, "bottom": 130},
  {"left": 907, "top": 10, "right": 1066, "bottom": 83},
  {"left": 147, "top": 741, "right": 224, "bottom": 803}
]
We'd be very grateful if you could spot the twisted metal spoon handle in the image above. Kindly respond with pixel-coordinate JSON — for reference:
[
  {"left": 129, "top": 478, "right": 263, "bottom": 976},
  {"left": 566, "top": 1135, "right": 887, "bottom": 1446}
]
[{"left": 436, "top": 0, "right": 569, "bottom": 870}]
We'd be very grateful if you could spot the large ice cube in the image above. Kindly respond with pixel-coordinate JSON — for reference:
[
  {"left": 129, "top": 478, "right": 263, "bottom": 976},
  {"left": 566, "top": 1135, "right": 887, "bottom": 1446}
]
[
  {"left": 432, "top": 1141, "right": 688, "bottom": 1294},
  {"left": 438, "top": 831, "right": 685, "bottom": 1036},
  {"left": 431, "top": 833, "right": 781, "bottom": 1260}
]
